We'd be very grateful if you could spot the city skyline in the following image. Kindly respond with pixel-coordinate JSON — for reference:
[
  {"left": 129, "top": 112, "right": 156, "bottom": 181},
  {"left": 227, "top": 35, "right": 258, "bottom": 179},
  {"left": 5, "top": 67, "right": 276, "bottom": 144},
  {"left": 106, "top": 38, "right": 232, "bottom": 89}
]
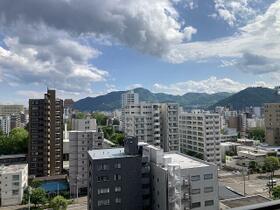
[{"left": 0, "top": 0, "right": 279, "bottom": 104}]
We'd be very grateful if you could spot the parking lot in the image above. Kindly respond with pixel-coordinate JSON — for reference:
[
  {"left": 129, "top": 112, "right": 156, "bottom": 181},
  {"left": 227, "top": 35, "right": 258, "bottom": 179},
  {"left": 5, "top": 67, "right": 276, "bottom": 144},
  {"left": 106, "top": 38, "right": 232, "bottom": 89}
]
[{"left": 219, "top": 170, "right": 280, "bottom": 198}]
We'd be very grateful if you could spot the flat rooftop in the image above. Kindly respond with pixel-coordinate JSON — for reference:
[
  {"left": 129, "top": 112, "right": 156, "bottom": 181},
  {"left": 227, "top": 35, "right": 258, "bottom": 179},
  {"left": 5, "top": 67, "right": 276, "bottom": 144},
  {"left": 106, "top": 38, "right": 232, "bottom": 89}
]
[
  {"left": 0, "top": 163, "right": 27, "bottom": 174},
  {"left": 0, "top": 154, "right": 27, "bottom": 160},
  {"left": 164, "top": 153, "right": 208, "bottom": 169},
  {"left": 221, "top": 195, "right": 270, "bottom": 209},
  {"left": 88, "top": 148, "right": 135, "bottom": 160}
]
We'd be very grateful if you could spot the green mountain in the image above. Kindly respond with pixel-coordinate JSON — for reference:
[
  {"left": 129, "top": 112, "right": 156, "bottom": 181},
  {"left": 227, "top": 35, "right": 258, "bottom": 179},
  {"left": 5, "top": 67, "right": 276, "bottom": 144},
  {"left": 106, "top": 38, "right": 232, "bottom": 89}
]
[
  {"left": 73, "top": 88, "right": 232, "bottom": 112},
  {"left": 210, "top": 87, "right": 280, "bottom": 110}
]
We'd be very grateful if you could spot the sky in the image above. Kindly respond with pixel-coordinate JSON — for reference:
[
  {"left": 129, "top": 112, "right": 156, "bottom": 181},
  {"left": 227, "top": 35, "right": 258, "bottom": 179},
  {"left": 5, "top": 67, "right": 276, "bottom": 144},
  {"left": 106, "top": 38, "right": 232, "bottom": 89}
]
[{"left": 0, "top": 0, "right": 279, "bottom": 104}]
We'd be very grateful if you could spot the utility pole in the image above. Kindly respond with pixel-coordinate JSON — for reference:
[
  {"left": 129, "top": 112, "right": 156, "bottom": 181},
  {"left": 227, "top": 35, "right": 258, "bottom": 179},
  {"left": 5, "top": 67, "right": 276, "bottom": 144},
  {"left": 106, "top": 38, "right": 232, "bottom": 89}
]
[{"left": 28, "top": 186, "right": 32, "bottom": 210}]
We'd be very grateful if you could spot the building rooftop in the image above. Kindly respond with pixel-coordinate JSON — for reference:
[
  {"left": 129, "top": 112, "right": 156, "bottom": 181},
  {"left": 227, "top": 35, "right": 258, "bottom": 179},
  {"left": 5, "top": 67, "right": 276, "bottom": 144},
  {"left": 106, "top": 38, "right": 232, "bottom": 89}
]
[
  {"left": 221, "top": 195, "right": 270, "bottom": 209},
  {"left": 0, "top": 163, "right": 27, "bottom": 174},
  {"left": 88, "top": 148, "right": 136, "bottom": 160},
  {"left": 221, "top": 142, "right": 241, "bottom": 146},
  {"left": 0, "top": 154, "right": 27, "bottom": 160},
  {"left": 163, "top": 153, "right": 208, "bottom": 169}
]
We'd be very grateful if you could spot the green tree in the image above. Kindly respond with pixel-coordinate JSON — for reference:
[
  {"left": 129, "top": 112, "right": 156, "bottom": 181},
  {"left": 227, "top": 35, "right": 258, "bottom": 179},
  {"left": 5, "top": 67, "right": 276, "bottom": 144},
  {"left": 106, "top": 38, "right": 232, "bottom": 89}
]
[
  {"left": 272, "top": 185, "right": 280, "bottom": 199},
  {"left": 76, "top": 112, "right": 86, "bottom": 119},
  {"left": 28, "top": 188, "right": 48, "bottom": 208},
  {"left": 264, "top": 156, "right": 280, "bottom": 176},
  {"left": 30, "top": 180, "right": 43, "bottom": 188},
  {"left": 248, "top": 161, "right": 258, "bottom": 173},
  {"left": 50, "top": 195, "right": 68, "bottom": 210},
  {"left": 248, "top": 127, "right": 265, "bottom": 141},
  {"left": 111, "top": 133, "right": 125, "bottom": 145},
  {"left": 92, "top": 112, "right": 108, "bottom": 126}
]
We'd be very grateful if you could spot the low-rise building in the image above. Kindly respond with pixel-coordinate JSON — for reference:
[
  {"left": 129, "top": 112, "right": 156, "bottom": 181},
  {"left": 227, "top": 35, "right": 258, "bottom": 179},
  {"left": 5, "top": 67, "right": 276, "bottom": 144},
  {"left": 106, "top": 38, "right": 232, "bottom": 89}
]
[
  {"left": 0, "top": 116, "right": 11, "bottom": 135},
  {"left": 0, "top": 164, "right": 28, "bottom": 206}
]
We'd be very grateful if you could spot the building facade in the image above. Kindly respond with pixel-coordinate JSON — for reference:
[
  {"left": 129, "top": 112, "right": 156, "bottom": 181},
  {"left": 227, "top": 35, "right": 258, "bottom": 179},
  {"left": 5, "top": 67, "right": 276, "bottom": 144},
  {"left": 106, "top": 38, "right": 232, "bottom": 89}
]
[
  {"left": 0, "top": 116, "right": 11, "bottom": 135},
  {"left": 0, "top": 105, "right": 24, "bottom": 116},
  {"left": 88, "top": 138, "right": 146, "bottom": 210},
  {"left": 264, "top": 103, "right": 280, "bottom": 145},
  {"left": 69, "top": 130, "right": 104, "bottom": 196},
  {"left": 179, "top": 111, "right": 221, "bottom": 166},
  {"left": 71, "top": 118, "right": 97, "bottom": 131},
  {"left": 0, "top": 164, "right": 28, "bottom": 206},
  {"left": 144, "top": 145, "right": 219, "bottom": 210},
  {"left": 28, "top": 89, "right": 63, "bottom": 177}
]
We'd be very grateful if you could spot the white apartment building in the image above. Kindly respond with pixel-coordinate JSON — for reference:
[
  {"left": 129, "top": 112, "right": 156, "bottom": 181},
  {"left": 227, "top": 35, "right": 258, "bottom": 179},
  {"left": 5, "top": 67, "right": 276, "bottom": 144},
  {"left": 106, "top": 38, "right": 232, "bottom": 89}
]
[
  {"left": 161, "top": 103, "right": 180, "bottom": 152},
  {"left": 122, "top": 102, "right": 180, "bottom": 151},
  {"left": 0, "top": 164, "right": 28, "bottom": 206},
  {"left": 143, "top": 144, "right": 219, "bottom": 210},
  {"left": 72, "top": 118, "right": 97, "bottom": 131},
  {"left": 0, "top": 116, "right": 11, "bottom": 135},
  {"left": 69, "top": 130, "right": 104, "bottom": 196},
  {"left": 179, "top": 111, "right": 221, "bottom": 166},
  {"left": 123, "top": 102, "right": 161, "bottom": 145},
  {"left": 121, "top": 90, "right": 139, "bottom": 107}
]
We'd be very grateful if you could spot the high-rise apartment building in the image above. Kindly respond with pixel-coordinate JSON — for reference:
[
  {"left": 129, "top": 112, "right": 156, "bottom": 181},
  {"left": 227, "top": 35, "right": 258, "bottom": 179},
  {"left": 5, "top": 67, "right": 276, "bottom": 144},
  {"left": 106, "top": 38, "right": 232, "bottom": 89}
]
[
  {"left": 161, "top": 103, "right": 180, "bottom": 152},
  {"left": 69, "top": 129, "right": 104, "bottom": 196},
  {"left": 28, "top": 89, "right": 63, "bottom": 177},
  {"left": 264, "top": 103, "right": 280, "bottom": 145},
  {"left": 123, "top": 102, "right": 161, "bottom": 145},
  {"left": 0, "top": 105, "right": 24, "bottom": 116},
  {"left": 179, "top": 111, "right": 221, "bottom": 166},
  {"left": 0, "top": 164, "right": 28, "bottom": 207},
  {"left": 144, "top": 145, "right": 219, "bottom": 210},
  {"left": 88, "top": 137, "right": 150, "bottom": 210},
  {"left": 121, "top": 90, "right": 139, "bottom": 107},
  {"left": 0, "top": 116, "right": 11, "bottom": 135}
]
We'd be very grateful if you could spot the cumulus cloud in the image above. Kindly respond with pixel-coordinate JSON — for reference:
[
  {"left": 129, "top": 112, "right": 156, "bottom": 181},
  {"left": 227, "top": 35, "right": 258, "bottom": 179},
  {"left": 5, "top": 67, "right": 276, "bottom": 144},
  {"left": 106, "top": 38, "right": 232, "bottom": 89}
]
[
  {"left": 0, "top": 0, "right": 196, "bottom": 57},
  {"left": 152, "top": 77, "right": 268, "bottom": 95},
  {"left": 213, "top": 0, "right": 268, "bottom": 27},
  {"left": 165, "top": 0, "right": 280, "bottom": 75},
  {"left": 0, "top": 23, "right": 108, "bottom": 93},
  {"left": 126, "top": 84, "right": 143, "bottom": 90}
]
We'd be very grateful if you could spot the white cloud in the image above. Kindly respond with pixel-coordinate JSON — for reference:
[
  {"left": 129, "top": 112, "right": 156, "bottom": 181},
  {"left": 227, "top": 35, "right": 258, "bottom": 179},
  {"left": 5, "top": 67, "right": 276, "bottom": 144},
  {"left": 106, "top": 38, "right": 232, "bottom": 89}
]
[
  {"left": 165, "top": 0, "right": 280, "bottom": 76},
  {"left": 0, "top": 23, "right": 108, "bottom": 93},
  {"left": 0, "top": 0, "right": 196, "bottom": 57},
  {"left": 126, "top": 84, "right": 143, "bottom": 90},
  {"left": 152, "top": 77, "right": 269, "bottom": 95},
  {"left": 213, "top": 0, "right": 264, "bottom": 27}
]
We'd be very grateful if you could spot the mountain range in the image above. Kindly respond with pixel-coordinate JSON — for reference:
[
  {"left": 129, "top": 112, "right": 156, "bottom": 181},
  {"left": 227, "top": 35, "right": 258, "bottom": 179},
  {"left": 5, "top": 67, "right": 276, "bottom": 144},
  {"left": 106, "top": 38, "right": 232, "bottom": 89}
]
[
  {"left": 73, "top": 87, "right": 280, "bottom": 112},
  {"left": 72, "top": 88, "right": 232, "bottom": 111}
]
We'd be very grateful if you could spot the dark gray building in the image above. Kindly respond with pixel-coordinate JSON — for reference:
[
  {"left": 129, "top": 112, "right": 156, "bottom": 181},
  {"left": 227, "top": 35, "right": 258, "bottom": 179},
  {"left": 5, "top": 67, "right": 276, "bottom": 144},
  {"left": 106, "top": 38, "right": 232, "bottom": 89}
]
[
  {"left": 88, "top": 137, "right": 150, "bottom": 210},
  {"left": 29, "top": 89, "right": 63, "bottom": 177}
]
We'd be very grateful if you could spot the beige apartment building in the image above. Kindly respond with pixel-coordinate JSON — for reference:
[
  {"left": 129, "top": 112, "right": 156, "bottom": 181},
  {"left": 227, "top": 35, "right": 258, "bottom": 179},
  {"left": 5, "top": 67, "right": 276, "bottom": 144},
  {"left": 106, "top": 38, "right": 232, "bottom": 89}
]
[{"left": 264, "top": 103, "right": 280, "bottom": 145}]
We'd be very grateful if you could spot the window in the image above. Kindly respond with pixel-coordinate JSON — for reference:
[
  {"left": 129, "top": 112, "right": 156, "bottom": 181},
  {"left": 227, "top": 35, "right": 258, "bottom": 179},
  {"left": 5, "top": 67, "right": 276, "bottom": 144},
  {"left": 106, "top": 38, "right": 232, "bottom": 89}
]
[
  {"left": 98, "top": 199, "right": 110, "bottom": 206},
  {"left": 204, "top": 174, "right": 213, "bottom": 180},
  {"left": 191, "top": 175, "right": 200, "bottom": 181},
  {"left": 97, "top": 164, "right": 109, "bottom": 171},
  {"left": 97, "top": 188, "right": 110, "bottom": 195},
  {"left": 115, "top": 186, "right": 121, "bottom": 192},
  {"left": 12, "top": 190, "right": 19, "bottom": 195},
  {"left": 97, "top": 176, "right": 109, "bottom": 182},
  {"left": 204, "top": 186, "right": 214, "bottom": 193},
  {"left": 191, "top": 189, "right": 201, "bottom": 195},
  {"left": 191, "top": 202, "right": 201, "bottom": 208},
  {"left": 115, "top": 197, "right": 121, "bottom": 204},
  {"left": 205, "top": 200, "right": 214, "bottom": 206},
  {"left": 13, "top": 182, "right": 19, "bottom": 187},
  {"left": 12, "top": 175, "right": 19, "bottom": 181},
  {"left": 114, "top": 174, "right": 121, "bottom": 181},
  {"left": 114, "top": 163, "right": 121, "bottom": 169}
]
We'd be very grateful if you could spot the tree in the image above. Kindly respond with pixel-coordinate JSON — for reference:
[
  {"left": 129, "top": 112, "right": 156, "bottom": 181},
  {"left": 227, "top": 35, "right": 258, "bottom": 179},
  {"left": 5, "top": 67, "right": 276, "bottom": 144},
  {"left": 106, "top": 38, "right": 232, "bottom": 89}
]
[
  {"left": 264, "top": 156, "right": 280, "bottom": 176},
  {"left": 76, "top": 112, "right": 86, "bottom": 119},
  {"left": 30, "top": 188, "right": 48, "bottom": 208},
  {"left": 92, "top": 112, "right": 108, "bottom": 126},
  {"left": 272, "top": 185, "right": 280, "bottom": 199},
  {"left": 30, "top": 179, "right": 43, "bottom": 188},
  {"left": 248, "top": 161, "right": 258, "bottom": 173},
  {"left": 50, "top": 195, "right": 68, "bottom": 210},
  {"left": 248, "top": 127, "right": 265, "bottom": 141}
]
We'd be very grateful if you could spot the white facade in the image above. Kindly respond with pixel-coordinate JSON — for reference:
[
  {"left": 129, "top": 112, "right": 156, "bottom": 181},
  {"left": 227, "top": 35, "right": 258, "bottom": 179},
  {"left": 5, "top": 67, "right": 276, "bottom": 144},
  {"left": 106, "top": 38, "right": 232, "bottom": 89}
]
[
  {"left": 122, "top": 102, "right": 179, "bottom": 151},
  {"left": 0, "top": 116, "right": 11, "bottom": 135},
  {"left": 143, "top": 145, "right": 219, "bottom": 210},
  {"left": 0, "top": 164, "right": 28, "bottom": 206},
  {"left": 69, "top": 130, "right": 104, "bottom": 195},
  {"left": 72, "top": 118, "right": 97, "bottom": 131},
  {"left": 121, "top": 90, "right": 139, "bottom": 107},
  {"left": 179, "top": 111, "right": 221, "bottom": 166},
  {"left": 247, "top": 118, "right": 265, "bottom": 129}
]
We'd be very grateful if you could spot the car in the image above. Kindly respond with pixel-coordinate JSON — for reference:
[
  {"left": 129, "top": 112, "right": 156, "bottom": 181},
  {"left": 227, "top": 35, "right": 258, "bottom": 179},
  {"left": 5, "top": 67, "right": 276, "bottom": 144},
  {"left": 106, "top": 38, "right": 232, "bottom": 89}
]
[{"left": 267, "top": 180, "right": 277, "bottom": 186}]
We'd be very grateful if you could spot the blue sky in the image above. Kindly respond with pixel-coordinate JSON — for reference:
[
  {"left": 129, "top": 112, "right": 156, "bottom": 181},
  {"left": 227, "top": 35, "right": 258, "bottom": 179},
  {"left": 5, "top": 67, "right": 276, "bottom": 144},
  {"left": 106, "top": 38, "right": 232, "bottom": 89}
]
[{"left": 0, "top": 0, "right": 279, "bottom": 104}]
